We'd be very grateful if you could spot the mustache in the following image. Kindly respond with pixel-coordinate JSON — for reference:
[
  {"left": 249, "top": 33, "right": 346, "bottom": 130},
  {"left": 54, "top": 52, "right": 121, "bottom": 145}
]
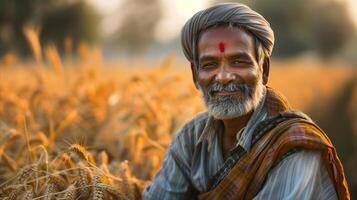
[{"left": 207, "top": 82, "right": 248, "bottom": 96}]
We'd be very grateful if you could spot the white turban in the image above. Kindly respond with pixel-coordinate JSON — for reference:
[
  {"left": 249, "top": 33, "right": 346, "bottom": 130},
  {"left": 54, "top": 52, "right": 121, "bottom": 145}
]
[{"left": 181, "top": 3, "right": 274, "bottom": 67}]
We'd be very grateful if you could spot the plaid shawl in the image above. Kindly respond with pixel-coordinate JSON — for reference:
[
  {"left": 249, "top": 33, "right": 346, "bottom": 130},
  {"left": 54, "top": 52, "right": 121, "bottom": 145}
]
[{"left": 198, "top": 87, "right": 350, "bottom": 200}]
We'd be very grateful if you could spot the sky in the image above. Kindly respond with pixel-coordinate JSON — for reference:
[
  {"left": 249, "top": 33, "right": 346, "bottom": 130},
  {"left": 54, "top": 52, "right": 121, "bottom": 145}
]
[
  {"left": 350, "top": 0, "right": 357, "bottom": 25},
  {"left": 88, "top": 0, "right": 208, "bottom": 42},
  {"left": 88, "top": 0, "right": 357, "bottom": 42}
]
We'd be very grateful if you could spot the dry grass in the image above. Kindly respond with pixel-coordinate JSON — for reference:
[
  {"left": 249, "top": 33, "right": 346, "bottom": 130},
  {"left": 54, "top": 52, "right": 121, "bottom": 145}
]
[
  {"left": 0, "top": 52, "right": 203, "bottom": 199},
  {"left": 0, "top": 26, "right": 356, "bottom": 199}
]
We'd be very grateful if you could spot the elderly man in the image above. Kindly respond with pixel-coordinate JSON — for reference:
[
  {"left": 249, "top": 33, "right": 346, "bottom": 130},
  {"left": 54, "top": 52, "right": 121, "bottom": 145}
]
[{"left": 143, "top": 3, "right": 350, "bottom": 200}]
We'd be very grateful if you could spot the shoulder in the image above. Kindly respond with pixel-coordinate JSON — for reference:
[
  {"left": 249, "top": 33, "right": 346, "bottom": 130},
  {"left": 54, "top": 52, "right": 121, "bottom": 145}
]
[
  {"left": 270, "top": 111, "right": 330, "bottom": 146},
  {"left": 174, "top": 112, "right": 209, "bottom": 142},
  {"left": 284, "top": 113, "right": 330, "bottom": 144},
  {"left": 169, "top": 112, "right": 209, "bottom": 154},
  {"left": 180, "top": 112, "right": 210, "bottom": 132}
]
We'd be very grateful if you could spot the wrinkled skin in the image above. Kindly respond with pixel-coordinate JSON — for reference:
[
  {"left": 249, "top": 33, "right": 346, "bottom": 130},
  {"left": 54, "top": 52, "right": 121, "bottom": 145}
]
[{"left": 191, "top": 26, "right": 270, "bottom": 159}]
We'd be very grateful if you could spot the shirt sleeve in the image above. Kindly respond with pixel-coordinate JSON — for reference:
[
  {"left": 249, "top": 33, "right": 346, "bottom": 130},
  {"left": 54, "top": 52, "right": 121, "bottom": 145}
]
[
  {"left": 253, "top": 150, "right": 338, "bottom": 200},
  {"left": 142, "top": 132, "right": 195, "bottom": 200}
]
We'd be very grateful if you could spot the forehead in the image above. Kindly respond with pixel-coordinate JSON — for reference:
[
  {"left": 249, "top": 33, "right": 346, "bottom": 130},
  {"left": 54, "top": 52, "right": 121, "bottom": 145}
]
[{"left": 197, "top": 26, "right": 255, "bottom": 57}]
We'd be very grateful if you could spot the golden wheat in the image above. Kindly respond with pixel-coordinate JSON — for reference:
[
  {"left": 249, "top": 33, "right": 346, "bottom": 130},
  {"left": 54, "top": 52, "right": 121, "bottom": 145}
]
[
  {"left": 92, "top": 175, "right": 104, "bottom": 200},
  {"left": 68, "top": 144, "right": 89, "bottom": 163},
  {"left": 62, "top": 184, "right": 76, "bottom": 200},
  {"left": 22, "top": 186, "right": 34, "bottom": 200},
  {"left": 76, "top": 162, "right": 91, "bottom": 199},
  {"left": 43, "top": 183, "right": 57, "bottom": 200},
  {"left": 0, "top": 26, "right": 355, "bottom": 199}
]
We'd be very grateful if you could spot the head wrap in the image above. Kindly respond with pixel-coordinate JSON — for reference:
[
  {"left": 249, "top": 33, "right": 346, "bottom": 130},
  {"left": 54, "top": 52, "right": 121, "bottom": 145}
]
[{"left": 181, "top": 3, "right": 274, "bottom": 67}]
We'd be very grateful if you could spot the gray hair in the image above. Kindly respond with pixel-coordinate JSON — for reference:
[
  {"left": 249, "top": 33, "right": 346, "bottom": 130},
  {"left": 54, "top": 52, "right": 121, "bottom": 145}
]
[{"left": 181, "top": 3, "right": 274, "bottom": 70}]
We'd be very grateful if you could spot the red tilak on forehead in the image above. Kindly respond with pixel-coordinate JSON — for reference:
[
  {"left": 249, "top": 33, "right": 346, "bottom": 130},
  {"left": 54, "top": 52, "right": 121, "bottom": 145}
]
[{"left": 218, "top": 42, "right": 225, "bottom": 53}]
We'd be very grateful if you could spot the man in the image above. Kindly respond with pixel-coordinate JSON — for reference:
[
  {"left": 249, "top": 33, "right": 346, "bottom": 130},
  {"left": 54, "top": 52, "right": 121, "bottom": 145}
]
[{"left": 143, "top": 3, "right": 350, "bottom": 200}]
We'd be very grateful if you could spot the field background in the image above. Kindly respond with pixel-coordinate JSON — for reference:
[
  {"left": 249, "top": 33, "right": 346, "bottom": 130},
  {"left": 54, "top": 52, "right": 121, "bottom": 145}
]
[
  {"left": 1, "top": 55, "right": 357, "bottom": 199},
  {"left": 0, "top": 0, "right": 357, "bottom": 199}
]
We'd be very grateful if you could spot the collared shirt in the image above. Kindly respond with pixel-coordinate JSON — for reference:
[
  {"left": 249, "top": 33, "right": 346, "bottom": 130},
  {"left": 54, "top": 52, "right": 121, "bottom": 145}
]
[{"left": 143, "top": 89, "right": 337, "bottom": 200}]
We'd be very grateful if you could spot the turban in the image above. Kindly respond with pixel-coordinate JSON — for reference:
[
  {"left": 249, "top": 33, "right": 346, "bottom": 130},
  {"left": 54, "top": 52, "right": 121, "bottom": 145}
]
[{"left": 181, "top": 3, "right": 275, "bottom": 67}]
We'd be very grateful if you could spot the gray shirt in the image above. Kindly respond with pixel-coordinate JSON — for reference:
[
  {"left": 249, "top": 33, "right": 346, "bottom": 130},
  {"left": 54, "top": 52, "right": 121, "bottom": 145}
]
[{"left": 143, "top": 90, "right": 337, "bottom": 200}]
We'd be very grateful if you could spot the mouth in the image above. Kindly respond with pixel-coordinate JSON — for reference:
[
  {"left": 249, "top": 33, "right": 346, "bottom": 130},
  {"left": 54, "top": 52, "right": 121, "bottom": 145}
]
[{"left": 212, "top": 90, "right": 242, "bottom": 97}]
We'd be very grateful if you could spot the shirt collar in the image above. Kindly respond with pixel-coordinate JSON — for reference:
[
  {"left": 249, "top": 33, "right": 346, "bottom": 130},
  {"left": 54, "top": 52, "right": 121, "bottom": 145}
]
[
  {"left": 236, "top": 88, "right": 267, "bottom": 151},
  {"left": 195, "top": 114, "right": 221, "bottom": 151},
  {"left": 196, "top": 87, "right": 267, "bottom": 152}
]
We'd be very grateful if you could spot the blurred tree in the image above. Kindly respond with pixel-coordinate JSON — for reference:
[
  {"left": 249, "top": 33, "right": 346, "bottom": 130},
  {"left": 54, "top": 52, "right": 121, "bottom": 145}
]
[
  {"left": 209, "top": 0, "right": 253, "bottom": 7},
  {"left": 109, "top": 0, "right": 162, "bottom": 54},
  {"left": 0, "top": 0, "right": 99, "bottom": 58},
  {"left": 210, "top": 0, "right": 356, "bottom": 58},
  {"left": 310, "top": 1, "right": 356, "bottom": 58},
  {"left": 252, "top": 0, "right": 313, "bottom": 57}
]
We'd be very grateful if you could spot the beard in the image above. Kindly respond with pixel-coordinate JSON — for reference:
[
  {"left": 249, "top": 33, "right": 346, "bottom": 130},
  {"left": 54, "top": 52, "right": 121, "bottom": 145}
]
[{"left": 198, "top": 76, "right": 264, "bottom": 120}]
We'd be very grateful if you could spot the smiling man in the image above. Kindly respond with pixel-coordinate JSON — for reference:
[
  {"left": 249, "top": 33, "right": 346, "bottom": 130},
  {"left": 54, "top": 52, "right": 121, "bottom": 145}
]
[{"left": 143, "top": 3, "right": 350, "bottom": 200}]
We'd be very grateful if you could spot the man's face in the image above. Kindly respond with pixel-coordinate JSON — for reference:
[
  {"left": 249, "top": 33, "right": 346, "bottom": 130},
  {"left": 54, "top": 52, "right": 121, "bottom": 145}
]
[{"left": 196, "top": 26, "right": 265, "bottom": 119}]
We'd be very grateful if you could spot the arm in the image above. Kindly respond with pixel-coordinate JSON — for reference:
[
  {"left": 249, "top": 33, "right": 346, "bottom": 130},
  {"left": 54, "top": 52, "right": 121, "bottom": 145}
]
[{"left": 253, "top": 150, "right": 338, "bottom": 200}]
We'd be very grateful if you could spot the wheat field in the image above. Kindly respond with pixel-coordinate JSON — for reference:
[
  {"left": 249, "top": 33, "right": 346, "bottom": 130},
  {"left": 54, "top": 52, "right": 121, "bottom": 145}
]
[{"left": 0, "top": 29, "right": 356, "bottom": 199}]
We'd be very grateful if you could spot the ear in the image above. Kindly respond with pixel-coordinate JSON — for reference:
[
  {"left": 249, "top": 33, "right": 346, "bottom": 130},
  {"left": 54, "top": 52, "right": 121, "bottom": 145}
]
[
  {"left": 262, "top": 57, "right": 270, "bottom": 85},
  {"left": 190, "top": 62, "right": 199, "bottom": 89}
]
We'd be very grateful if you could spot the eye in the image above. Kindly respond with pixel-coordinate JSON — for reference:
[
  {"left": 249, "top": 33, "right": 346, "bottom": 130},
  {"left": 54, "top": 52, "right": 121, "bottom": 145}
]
[
  {"left": 232, "top": 60, "right": 241, "bottom": 65},
  {"left": 231, "top": 59, "right": 251, "bottom": 66},
  {"left": 200, "top": 62, "right": 217, "bottom": 70}
]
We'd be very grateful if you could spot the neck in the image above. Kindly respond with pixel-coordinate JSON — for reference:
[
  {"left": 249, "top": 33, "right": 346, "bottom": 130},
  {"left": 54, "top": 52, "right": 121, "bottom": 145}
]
[{"left": 222, "top": 111, "right": 253, "bottom": 140}]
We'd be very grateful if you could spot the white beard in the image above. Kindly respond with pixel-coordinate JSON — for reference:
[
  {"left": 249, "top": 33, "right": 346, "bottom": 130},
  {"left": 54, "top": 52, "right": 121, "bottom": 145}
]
[{"left": 199, "top": 76, "right": 265, "bottom": 119}]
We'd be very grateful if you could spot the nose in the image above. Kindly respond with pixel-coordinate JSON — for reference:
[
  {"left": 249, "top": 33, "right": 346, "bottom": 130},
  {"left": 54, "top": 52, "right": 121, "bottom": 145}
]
[{"left": 215, "top": 68, "right": 236, "bottom": 85}]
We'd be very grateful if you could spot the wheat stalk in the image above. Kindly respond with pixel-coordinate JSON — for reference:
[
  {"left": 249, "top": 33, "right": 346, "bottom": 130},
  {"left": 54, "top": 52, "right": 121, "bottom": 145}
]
[
  {"left": 22, "top": 25, "right": 42, "bottom": 63},
  {"left": 92, "top": 175, "right": 103, "bottom": 200},
  {"left": 16, "top": 164, "right": 37, "bottom": 184},
  {"left": 62, "top": 184, "right": 76, "bottom": 200},
  {"left": 21, "top": 186, "right": 34, "bottom": 200},
  {"left": 98, "top": 183, "right": 130, "bottom": 200},
  {"left": 44, "top": 183, "right": 58, "bottom": 200},
  {"left": 75, "top": 163, "right": 91, "bottom": 199},
  {"left": 49, "top": 174, "right": 67, "bottom": 191},
  {"left": 68, "top": 144, "right": 89, "bottom": 162},
  {"left": 1, "top": 152, "right": 17, "bottom": 172}
]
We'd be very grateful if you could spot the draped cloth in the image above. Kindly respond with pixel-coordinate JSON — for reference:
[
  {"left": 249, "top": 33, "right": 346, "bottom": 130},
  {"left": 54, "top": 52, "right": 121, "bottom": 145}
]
[
  {"left": 197, "top": 87, "right": 350, "bottom": 200},
  {"left": 181, "top": 3, "right": 275, "bottom": 68}
]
